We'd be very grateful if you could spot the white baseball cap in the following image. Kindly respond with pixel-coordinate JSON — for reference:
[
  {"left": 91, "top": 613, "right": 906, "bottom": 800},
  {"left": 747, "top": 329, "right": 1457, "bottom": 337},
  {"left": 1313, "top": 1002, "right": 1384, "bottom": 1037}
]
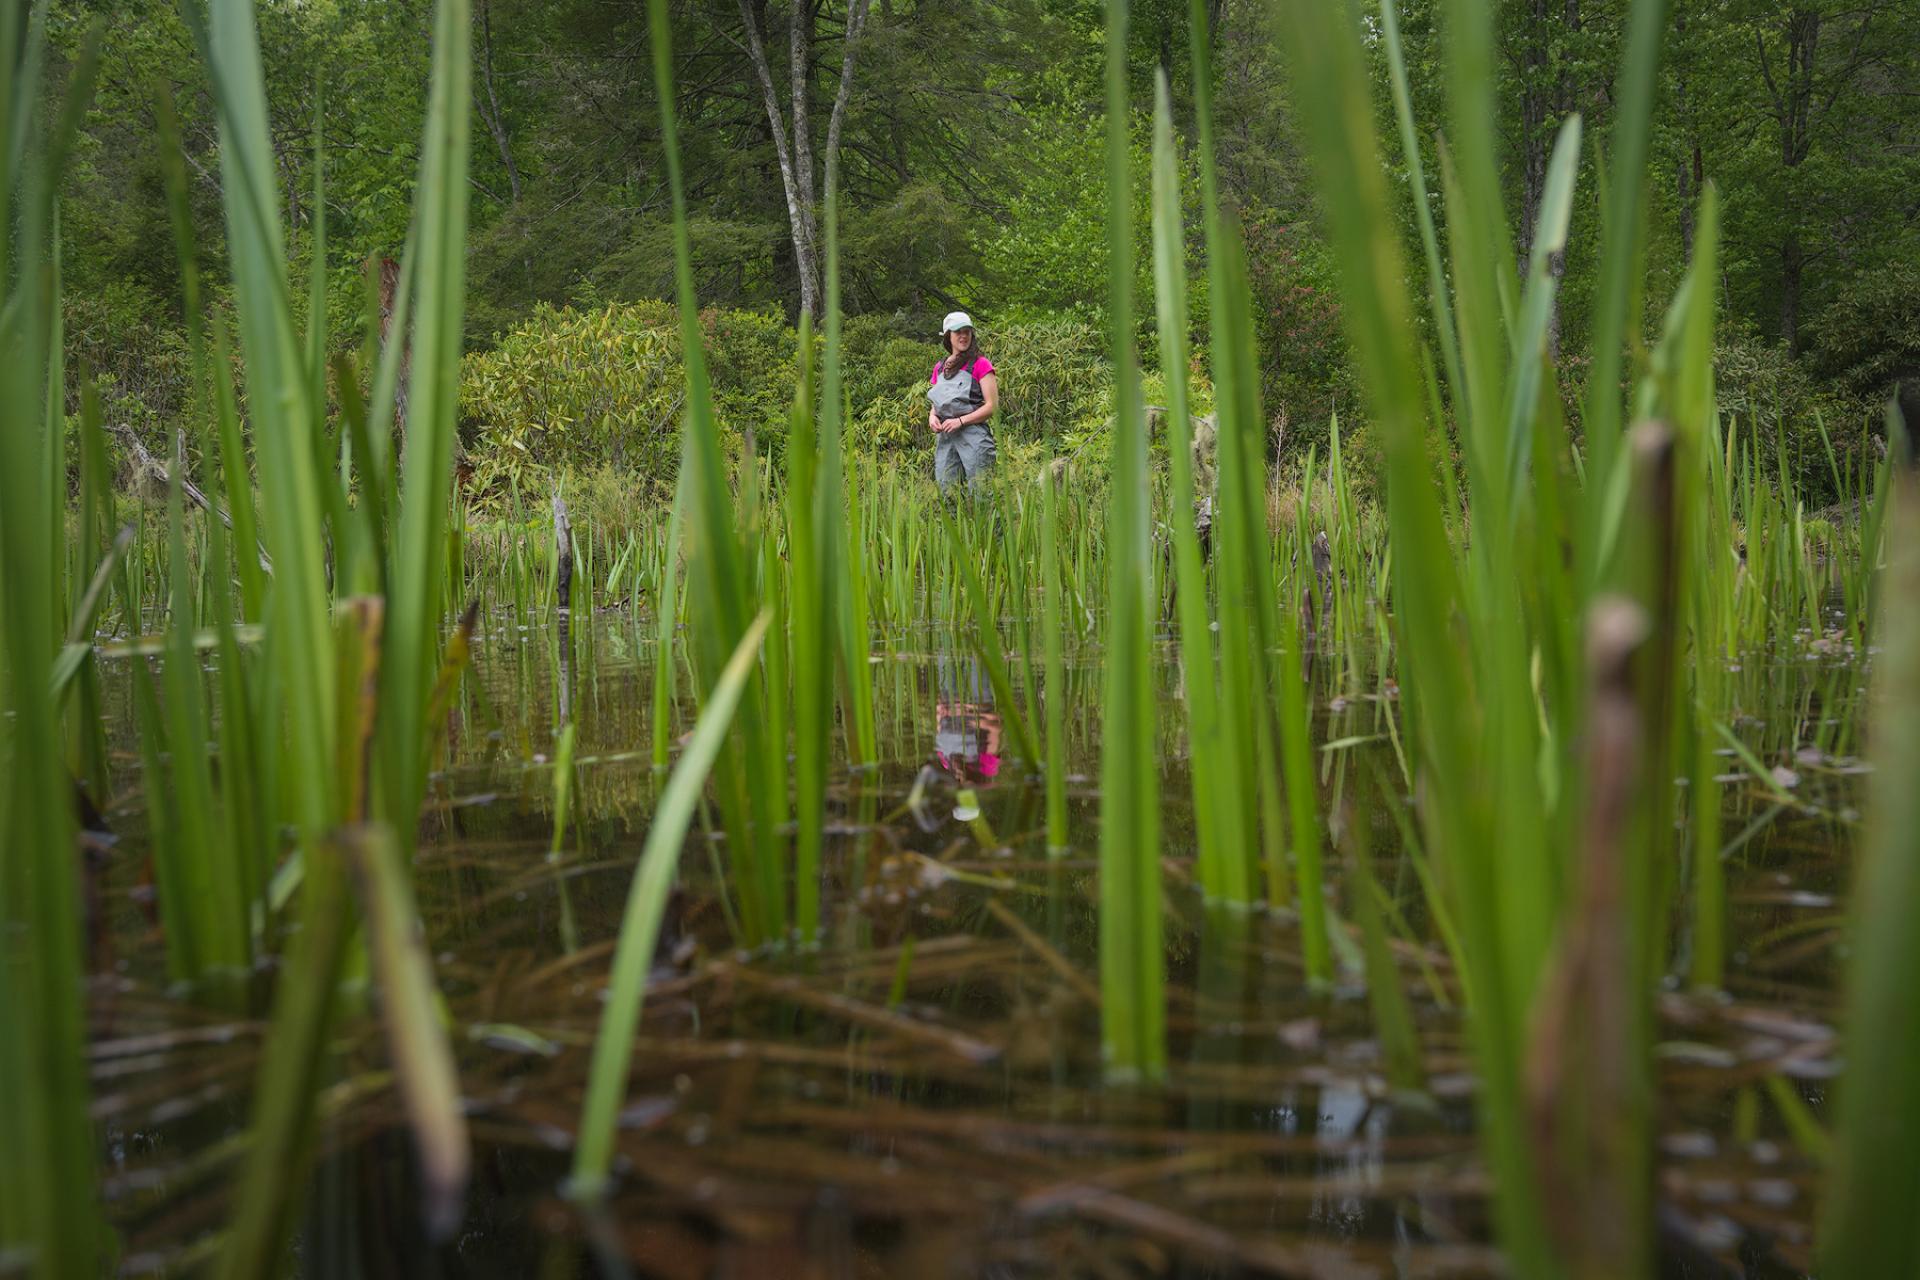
[{"left": 941, "top": 310, "right": 974, "bottom": 333}]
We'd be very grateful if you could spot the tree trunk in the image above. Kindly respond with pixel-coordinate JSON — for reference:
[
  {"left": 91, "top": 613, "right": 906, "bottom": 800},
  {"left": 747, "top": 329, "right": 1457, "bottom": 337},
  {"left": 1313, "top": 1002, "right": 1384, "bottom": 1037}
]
[
  {"left": 476, "top": 0, "right": 521, "bottom": 203},
  {"left": 1676, "top": 156, "right": 1694, "bottom": 263},
  {"left": 738, "top": 0, "right": 871, "bottom": 320},
  {"left": 1757, "top": 9, "right": 1820, "bottom": 352},
  {"left": 1673, "top": 3, "right": 1696, "bottom": 262},
  {"left": 1515, "top": 0, "right": 1550, "bottom": 269},
  {"left": 789, "top": 0, "right": 819, "bottom": 301},
  {"left": 1780, "top": 231, "right": 1804, "bottom": 355},
  {"left": 739, "top": 0, "right": 820, "bottom": 318},
  {"left": 822, "top": 0, "right": 872, "bottom": 218}
]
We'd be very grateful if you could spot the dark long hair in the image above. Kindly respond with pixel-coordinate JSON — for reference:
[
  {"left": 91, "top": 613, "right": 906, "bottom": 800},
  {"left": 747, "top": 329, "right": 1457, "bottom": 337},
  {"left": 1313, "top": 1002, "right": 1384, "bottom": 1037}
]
[{"left": 941, "top": 325, "right": 986, "bottom": 376}]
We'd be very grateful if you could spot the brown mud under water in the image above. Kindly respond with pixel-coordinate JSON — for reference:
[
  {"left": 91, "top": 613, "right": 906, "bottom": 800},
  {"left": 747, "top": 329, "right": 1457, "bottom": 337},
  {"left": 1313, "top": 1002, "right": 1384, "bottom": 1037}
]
[{"left": 84, "top": 610, "right": 1863, "bottom": 1278}]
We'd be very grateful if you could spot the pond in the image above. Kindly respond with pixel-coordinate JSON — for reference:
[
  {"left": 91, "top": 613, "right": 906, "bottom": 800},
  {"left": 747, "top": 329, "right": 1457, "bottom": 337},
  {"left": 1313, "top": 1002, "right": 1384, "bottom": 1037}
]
[{"left": 86, "top": 604, "right": 1863, "bottom": 1278}]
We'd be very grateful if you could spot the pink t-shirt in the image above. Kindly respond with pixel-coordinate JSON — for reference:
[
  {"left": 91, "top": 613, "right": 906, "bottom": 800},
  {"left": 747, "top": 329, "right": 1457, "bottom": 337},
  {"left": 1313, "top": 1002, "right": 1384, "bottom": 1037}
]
[{"left": 930, "top": 356, "right": 994, "bottom": 385}]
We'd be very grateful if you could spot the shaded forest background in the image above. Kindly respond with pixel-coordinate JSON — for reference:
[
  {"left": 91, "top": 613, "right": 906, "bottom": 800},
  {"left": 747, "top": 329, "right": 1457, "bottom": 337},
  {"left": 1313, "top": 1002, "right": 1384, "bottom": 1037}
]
[{"left": 51, "top": 0, "right": 1920, "bottom": 505}]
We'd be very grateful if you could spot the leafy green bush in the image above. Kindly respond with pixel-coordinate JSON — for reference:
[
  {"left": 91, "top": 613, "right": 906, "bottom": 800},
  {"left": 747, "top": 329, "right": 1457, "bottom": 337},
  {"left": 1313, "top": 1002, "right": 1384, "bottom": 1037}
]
[
  {"left": 62, "top": 281, "right": 194, "bottom": 443},
  {"left": 459, "top": 300, "right": 797, "bottom": 509},
  {"left": 999, "top": 318, "right": 1109, "bottom": 441},
  {"left": 1241, "top": 213, "right": 1356, "bottom": 460},
  {"left": 1808, "top": 262, "right": 1920, "bottom": 404},
  {"left": 461, "top": 301, "right": 684, "bottom": 508},
  {"left": 843, "top": 312, "right": 939, "bottom": 444},
  {"left": 1714, "top": 319, "right": 1874, "bottom": 507},
  {"left": 703, "top": 306, "right": 799, "bottom": 445}
]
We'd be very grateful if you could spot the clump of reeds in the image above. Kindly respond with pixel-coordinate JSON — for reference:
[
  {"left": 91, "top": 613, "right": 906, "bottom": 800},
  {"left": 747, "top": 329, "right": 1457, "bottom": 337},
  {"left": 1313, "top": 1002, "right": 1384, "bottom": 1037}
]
[
  {"left": 1271, "top": 0, "right": 1738, "bottom": 1271},
  {"left": 1820, "top": 409, "right": 1919, "bottom": 1277},
  {"left": 0, "top": 10, "right": 108, "bottom": 1272}
]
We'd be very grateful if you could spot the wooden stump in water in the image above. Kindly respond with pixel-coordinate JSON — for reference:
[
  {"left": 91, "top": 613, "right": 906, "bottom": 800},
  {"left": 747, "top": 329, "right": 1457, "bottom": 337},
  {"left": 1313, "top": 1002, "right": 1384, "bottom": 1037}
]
[
  {"left": 554, "top": 495, "right": 574, "bottom": 724},
  {"left": 553, "top": 495, "right": 573, "bottom": 616}
]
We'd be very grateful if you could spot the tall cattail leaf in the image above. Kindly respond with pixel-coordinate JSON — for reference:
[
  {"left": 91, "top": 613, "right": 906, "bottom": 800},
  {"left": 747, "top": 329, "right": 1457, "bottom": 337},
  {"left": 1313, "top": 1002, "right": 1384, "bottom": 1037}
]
[
  {"left": 1272, "top": 0, "right": 1547, "bottom": 1269},
  {"left": 383, "top": 0, "right": 472, "bottom": 843},
  {"left": 1098, "top": 0, "right": 1164, "bottom": 1081},
  {"left": 1581, "top": 0, "right": 1673, "bottom": 587},
  {"left": 644, "top": 0, "right": 786, "bottom": 945},
  {"left": 1150, "top": 72, "right": 1243, "bottom": 904},
  {"left": 1821, "top": 422, "right": 1920, "bottom": 1278},
  {"left": 0, "top": 5, "right": 103, "bottom": 1268},
  {"left": 199, "top": 0, "right": 338, "bottom": 835}
]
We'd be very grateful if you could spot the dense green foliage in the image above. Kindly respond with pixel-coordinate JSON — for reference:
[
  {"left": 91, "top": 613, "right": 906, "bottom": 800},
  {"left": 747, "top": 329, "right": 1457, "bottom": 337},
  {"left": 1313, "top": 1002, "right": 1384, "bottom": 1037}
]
[
  {"left": 47, "top": 0, "right": 1919, "bottom": 507},
  {"left": 458, "top": 299, "right": 1201, "bottom": 510}
]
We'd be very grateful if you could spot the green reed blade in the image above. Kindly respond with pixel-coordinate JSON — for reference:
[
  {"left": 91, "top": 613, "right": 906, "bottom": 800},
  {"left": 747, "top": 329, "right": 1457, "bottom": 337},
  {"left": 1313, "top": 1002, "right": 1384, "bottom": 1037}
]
[
  {"left": 819, "top": 187, "right": 869, "bottom": 766},
  {"left": 1040, "top": 467, "right": 1070, "bottom": 852},
  {"left": 1580, "top": 0, "right": 1672, "bottom": 585},
  {"left": 1276, "top": 582, "right": 1330, "bottom": 986},
  {"left": 211, "top": 323, "right": 269, "bottom": 617},
  {"left": 1150, "top": 71, "right": 1242, "bottom": 903},
  {"left": 336, "top": 353, "right": 394, "bottom": 589},
  {"left": 1098, "top": 0, "right": 1164, "bottom": 1082},
  {"left": 134, "top": 665, "right": 197, "bottom": 982},
  {"left": 58, "top": 523, "right": 132, "bottom": 656},
  {"left": 421, "top": 605, "right": 480, "bottom": 780},
  {"left": 644, "top": 0, "right": 785, "bottom": 945},
  {"left": 46, "top": 210, "right": 68, "bottom": 629},
  {"left": 1503, "top": 115, "right": 1582, "bottom": 519},
  {"left": 1183, "top": 2, "right": 1269, "bottom": 905},
  {"left": 382, "top": 0, "right": 472, "bottom": 846},
  {"left": 1436, "top": 0, "right": 1517, "bottom": 466},
  {"left": 0, "top": 7, "right": 104, "bottom": 1264},
  {"left": 193, "top": 0, "right": 339, "bottom": 835},
  {"left": 163, "top": 431, "right": 249, "bottom": 979},
  {"left": 304, "top": 74, "right": 328, "bottom": 415},
  {"left": 571, "top": 610, "right": 771, "bottom": 1202},
  {"left": 1348, "top": 776, "right": 1425, "bottom": 1094},
  {"left": 551, "top": 722, "right": 579, "bottom": 857},
  {"left": 789, "top": 311, "right": 830, "bottom": 941},
  {"left": 838, "top": 500, "right": 879, "bottom": 766},
  {"left": 1820, "top": 429, "right": 1920, "bottom": 1278},
  {"left": 206, "top": 497, "right": 271, "bottom": 920},
  {"left": 216, "top": 831, "right": 356, "bottom": 1280}
]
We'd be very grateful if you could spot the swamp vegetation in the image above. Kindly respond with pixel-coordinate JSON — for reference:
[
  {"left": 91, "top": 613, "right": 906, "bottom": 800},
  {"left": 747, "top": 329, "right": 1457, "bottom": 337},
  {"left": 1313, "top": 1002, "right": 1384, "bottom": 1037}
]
[{"left": 3, "top": 0, "right": 1918, "bottom": 1277}]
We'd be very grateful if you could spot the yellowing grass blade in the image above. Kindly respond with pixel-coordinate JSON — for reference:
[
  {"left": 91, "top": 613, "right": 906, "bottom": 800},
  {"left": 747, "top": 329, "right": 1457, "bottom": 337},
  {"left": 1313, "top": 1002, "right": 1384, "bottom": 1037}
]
[{"left": 571, "top": 610, "right": 772, "bottom": 1201}]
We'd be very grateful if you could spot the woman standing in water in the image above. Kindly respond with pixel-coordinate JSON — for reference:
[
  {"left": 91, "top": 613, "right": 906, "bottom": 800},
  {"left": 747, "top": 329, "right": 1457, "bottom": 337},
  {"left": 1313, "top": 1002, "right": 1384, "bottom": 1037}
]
[{"left": 927, "top": 311, "right": 998, "bottom": 491}]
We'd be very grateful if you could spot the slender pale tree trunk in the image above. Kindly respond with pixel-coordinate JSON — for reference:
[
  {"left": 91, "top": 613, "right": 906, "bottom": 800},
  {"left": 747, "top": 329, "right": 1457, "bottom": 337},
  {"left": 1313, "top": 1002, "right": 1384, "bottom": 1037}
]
[
  {"left": 476, "top": 0, "right": 521, "bottom": 203},
  {"left": 789, "top": 0, "right": 818, "bottom": 292},
  {"left": 823, "top": 0, "right": 871, "bottom": 216},
  {"left": 737, "top": 0, "right": 871, "bottom": 318}
]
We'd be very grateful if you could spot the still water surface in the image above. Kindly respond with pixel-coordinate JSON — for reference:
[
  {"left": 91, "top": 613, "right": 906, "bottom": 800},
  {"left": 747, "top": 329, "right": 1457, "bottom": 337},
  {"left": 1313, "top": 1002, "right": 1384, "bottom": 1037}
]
[{"left": 89, "top": 607, "right": 1863, "bottom": 1277}]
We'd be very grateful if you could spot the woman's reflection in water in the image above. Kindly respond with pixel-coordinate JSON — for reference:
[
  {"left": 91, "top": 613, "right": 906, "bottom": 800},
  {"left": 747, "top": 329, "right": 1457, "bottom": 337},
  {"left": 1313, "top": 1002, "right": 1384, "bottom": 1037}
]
[{"left": 934, "top": 654, "right": 1003, "bottom": 789}]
